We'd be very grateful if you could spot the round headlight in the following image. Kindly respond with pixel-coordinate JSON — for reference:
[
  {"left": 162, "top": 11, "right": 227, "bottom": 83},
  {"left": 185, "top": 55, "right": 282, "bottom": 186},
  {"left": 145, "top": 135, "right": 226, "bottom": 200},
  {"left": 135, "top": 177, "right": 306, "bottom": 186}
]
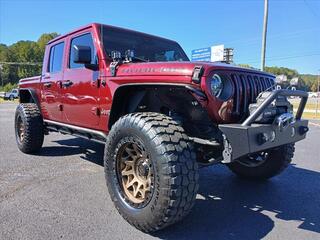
[{"left": 210, "top": 74, "right": 223, "bottom": 97}]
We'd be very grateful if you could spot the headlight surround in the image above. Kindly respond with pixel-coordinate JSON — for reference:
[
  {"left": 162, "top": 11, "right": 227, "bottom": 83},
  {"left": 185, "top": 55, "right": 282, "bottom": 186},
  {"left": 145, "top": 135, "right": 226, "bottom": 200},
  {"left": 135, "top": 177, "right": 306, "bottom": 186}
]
[
  {"left": 208, "top": 73, "right": 233, "bottom": 101},
  {"left": 210, "top": 74, "right": 223, "bottom": 97}
]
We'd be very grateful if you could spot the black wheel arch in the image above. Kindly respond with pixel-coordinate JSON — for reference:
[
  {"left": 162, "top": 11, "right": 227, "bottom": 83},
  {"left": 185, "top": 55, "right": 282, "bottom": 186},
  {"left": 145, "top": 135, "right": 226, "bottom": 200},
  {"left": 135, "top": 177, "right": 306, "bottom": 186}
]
[
  {"left": 19, "top": 88, "right": 41, "bottom": 110},
  {"left": 108, "top": 83, "right": 210, "bottom": 133}
]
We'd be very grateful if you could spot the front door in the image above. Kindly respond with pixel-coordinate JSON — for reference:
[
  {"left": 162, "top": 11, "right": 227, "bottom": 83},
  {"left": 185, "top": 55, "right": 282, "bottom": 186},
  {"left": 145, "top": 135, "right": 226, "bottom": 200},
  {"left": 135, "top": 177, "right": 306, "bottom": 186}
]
[
  {"left": 41, "top": 41, "right": 65, "bottom": 122},
  {"left": 61, "top": 32, "right": 100, "bottom": 129}
]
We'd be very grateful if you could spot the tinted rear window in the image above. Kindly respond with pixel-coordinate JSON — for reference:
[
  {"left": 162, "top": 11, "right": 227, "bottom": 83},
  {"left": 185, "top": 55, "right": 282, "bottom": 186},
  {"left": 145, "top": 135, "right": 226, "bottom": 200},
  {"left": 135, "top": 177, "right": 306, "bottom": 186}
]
[{"left": 48, "top": 42, "right": 65, "bottom": 73}]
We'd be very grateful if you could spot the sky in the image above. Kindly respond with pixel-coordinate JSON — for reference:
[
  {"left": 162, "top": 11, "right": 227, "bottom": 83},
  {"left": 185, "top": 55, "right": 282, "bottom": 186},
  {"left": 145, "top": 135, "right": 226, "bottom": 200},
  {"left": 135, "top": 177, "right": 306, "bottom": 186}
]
[{"left": 0, "top": 0, "right": 319, "bottom": 74}]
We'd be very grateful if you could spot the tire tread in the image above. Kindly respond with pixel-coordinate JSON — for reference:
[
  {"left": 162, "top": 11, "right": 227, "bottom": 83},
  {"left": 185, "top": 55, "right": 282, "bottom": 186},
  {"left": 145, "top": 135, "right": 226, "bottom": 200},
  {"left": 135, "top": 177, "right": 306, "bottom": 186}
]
[
  {"left": 15, "top": 103, "right": 44, "bottom": 153},
  {"left": 104, "top": 112, "right": 199, "bottom": 232}
]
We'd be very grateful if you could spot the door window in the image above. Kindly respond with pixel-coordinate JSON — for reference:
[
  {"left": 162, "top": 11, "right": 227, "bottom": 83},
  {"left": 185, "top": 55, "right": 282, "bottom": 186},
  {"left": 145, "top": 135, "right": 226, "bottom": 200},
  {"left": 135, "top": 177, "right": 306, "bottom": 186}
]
[
  {"left": 48, "top": 42, "right": 65, "bottom": 73},
  {"left": 69, "top": 33, "right": 95, "bottom": 69}
]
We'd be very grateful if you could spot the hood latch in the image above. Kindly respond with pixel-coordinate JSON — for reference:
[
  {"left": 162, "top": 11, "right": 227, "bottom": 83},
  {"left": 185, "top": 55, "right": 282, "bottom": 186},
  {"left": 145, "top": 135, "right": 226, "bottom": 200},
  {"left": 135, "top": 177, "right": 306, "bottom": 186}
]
[{"left": 192, "top": 65, "right": 204, "bottom": 83}]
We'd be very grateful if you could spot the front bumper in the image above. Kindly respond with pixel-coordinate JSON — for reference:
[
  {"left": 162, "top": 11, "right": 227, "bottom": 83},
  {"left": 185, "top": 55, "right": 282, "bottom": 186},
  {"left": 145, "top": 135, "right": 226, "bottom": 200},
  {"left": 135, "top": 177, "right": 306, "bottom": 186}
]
[{"left": 218, "top": 89, "right": 309, "bottom": 163}]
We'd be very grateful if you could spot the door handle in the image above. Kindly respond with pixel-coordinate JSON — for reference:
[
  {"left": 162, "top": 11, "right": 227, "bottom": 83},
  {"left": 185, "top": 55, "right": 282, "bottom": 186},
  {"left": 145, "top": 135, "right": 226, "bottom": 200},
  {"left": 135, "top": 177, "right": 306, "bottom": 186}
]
[
  {"left": 43, "top": 82, "right": 52, "bottom": 88},
  {"left": 62, "top": 80, "right": 73, "bottom": 87}
]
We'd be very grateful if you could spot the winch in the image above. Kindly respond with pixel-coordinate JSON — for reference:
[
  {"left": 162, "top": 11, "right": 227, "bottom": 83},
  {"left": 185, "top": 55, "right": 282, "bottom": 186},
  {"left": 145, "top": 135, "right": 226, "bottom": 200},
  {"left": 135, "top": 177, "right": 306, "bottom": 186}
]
[{"left": 248, "top": 92, "right": 293, "bottom": 124}]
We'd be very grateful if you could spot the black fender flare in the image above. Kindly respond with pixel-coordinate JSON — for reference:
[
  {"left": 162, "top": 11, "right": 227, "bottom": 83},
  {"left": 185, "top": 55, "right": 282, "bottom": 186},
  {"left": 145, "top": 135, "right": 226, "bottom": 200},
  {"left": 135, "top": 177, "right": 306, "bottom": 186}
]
[
  {"left": 108, "top": 83, "right": 206, "bottom": 130},
  {"left": 19, "top": 88, "right": 41, "bottom": 111}
]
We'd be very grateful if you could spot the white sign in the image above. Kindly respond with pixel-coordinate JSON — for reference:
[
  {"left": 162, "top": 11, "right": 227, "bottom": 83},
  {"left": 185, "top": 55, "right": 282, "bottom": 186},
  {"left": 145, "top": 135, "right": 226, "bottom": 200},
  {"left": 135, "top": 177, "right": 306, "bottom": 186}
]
[{"left": 210, "top": 45, "right": 224, "bottom": 62}]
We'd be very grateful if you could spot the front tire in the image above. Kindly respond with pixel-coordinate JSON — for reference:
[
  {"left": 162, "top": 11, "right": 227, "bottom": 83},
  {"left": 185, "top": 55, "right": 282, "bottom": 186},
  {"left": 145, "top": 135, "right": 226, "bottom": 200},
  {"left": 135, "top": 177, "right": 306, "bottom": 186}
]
[
  {"left": 227, "top": 144, "right": 295, "bottom": 180},
  {"left": 104, "top": 112, "right": 199, "bottom": 232},
  {"left": 15, "top": 103, "right": 44, "bottom": 153}
]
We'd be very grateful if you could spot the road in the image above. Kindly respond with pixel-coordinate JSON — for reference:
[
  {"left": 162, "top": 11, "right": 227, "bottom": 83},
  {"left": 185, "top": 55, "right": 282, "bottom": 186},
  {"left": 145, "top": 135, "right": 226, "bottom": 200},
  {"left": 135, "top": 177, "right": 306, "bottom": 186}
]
[{"left": 1, "top": 103, "right": 319, "bottom": 240}]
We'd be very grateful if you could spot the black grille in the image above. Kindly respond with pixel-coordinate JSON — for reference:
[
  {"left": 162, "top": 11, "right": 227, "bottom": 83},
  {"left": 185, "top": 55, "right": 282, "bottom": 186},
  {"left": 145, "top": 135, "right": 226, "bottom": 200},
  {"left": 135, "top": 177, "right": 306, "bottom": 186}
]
[{"left": 229, "top": 72, "right": 275, "bottom": 119}]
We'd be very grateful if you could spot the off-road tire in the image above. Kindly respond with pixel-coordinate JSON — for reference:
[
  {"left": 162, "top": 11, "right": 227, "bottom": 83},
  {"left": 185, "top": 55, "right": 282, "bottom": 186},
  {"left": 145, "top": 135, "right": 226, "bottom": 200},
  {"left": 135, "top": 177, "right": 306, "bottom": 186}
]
[
  {"left": 15, "top": 103, "right": 44, "bottom": 153},
  {"left": 227, "top": 143, "right": 295, "bottom": 180},
  {"left": 104, "top": 112, "right": 199, "bottom": 232}
]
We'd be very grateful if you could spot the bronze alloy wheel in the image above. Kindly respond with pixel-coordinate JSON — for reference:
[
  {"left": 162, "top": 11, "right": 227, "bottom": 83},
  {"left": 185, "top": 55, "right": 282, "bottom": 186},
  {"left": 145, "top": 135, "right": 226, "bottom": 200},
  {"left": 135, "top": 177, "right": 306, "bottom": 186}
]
[
  {"left": 16, "top": 115, "right": 25, "bottom": 143},
  {"left": 104, "top": 113, "right": 199, "bottom": 232},
  {"left": 116, "top": 138, "right": 154, "bottom": 208},
  {"left": 14, "top": 103, "right": 44, "bottom": 153}
]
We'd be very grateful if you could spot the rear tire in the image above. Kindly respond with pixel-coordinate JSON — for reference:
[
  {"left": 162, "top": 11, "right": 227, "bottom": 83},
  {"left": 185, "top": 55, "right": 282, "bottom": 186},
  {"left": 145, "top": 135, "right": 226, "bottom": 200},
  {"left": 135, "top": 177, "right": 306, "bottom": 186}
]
[
  {"left": 15, "top": 103, "right": 44, "bottom": 153},
  {"left": 104, "top": 112, "right": 199, "bottom": 232},
  {"left": 227, "top": 144, "right": 295, "bottom": 180}
]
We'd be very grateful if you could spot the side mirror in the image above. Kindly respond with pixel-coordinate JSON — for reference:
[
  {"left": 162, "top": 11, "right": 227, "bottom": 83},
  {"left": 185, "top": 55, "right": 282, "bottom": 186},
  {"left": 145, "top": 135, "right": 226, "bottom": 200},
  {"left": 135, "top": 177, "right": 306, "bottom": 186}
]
[{"left": 73, "top": 45, "right": 91, "bottom": 64}]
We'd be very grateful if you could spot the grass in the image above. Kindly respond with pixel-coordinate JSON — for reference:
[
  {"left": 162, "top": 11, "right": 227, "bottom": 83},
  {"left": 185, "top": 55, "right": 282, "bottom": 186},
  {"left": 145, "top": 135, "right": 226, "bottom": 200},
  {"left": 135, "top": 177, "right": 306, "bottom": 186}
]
[
  {"left": 290, "top": 100, "right": 320, "bottom": 119},
  {"left": 0, "top": 98, "right": 19, "bottom": 104},
  {"left": 292, "top": 102, "right": 319, "bottom": 111},
  {"left": 299, "top": 112, "right": 320, "bottom": 120}
]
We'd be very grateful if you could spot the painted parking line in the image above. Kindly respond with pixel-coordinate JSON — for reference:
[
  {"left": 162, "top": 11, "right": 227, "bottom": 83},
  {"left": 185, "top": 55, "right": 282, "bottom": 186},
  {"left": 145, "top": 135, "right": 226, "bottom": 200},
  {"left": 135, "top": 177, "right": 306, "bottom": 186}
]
[{"left": 309, "top": 122, "right": 320, "bottom": 127}]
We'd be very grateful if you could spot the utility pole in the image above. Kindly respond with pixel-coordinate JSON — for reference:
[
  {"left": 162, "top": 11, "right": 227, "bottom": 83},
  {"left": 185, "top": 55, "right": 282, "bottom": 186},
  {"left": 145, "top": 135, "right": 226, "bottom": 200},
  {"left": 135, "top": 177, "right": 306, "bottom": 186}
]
[
  {"left": 0, "top": 64, "right": 3, "bottom": 87},
  {"left": 261, "top": 0, "right": 269, "bottom": 71},
  {"left": 316, "top": 69, "right": 320, "bottom": 118}
]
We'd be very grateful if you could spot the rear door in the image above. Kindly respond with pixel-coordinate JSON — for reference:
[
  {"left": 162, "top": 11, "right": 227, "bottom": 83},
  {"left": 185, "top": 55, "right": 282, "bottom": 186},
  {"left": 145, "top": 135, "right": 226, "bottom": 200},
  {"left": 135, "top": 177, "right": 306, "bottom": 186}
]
[
  {"left": 61, "top": 30, "right": 100, "bottom": 129},
  {"left": 41, "top": 41, "right": 65, "bottom": 122}
]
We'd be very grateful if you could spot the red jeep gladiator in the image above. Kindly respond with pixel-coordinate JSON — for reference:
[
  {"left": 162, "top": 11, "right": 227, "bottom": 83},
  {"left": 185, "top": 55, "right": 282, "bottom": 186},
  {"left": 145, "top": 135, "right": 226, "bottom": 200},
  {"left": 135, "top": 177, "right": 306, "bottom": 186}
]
[{"left": 15, "top": 23, "right": 309, "bottom": 232}]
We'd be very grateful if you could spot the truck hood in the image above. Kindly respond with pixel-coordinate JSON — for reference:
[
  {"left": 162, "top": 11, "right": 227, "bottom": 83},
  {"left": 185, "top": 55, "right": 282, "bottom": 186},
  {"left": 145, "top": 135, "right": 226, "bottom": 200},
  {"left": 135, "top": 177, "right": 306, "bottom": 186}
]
[{"left": 114, "top": 61, "right": 274, "bottom": 78}]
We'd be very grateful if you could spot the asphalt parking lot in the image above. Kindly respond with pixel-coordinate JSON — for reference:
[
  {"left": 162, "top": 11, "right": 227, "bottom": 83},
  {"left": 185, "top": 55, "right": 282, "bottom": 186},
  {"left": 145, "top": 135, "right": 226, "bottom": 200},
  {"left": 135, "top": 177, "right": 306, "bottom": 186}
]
[{"left": 1, "top": 102, "right": 319, "bottom": 240}]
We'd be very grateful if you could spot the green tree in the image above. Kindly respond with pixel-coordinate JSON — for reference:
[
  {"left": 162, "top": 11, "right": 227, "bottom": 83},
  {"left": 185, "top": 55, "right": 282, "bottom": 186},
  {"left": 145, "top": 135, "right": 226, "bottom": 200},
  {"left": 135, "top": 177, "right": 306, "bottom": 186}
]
[
  {"left": 0, "top": 32, "right": 58, "bottom": 87},
  {"left": 264, "top": 66, "right": 299, "bottom": 79},
  {"left": 237, "top": 64, "right": 257, "bottom": 69},
  {"left": 0, "top": 43, "right": 18, "bottom": 85},
  {"left": 9, "top": 41, "right": 42, "bottom": 79},
  {"left": 37, "top": 33, "right": 59, "bottom": 57}
]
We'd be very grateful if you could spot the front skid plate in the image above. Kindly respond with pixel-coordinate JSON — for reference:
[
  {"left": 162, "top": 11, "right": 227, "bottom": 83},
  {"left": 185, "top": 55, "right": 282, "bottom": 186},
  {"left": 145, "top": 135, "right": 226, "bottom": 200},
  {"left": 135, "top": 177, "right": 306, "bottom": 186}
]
[{"left": 218, "top": 120, "right": 308, "bottom": 162}]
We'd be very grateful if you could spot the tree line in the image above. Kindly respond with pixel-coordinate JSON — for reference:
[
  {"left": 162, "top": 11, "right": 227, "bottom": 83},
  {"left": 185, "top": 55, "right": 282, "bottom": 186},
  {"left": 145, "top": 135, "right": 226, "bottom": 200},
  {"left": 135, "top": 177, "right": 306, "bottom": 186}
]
[
  {"left": 0, "top": 33, "right": 58, "bottom": 91},
  {"left": 0, "top": 33, "right": 318, "bottom": 92}
]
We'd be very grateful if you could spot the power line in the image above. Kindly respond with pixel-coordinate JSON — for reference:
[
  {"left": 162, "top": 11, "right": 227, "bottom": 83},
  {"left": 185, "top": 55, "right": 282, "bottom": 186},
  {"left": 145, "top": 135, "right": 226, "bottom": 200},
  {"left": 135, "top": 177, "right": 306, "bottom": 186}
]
[
  {"left": 242, "top": 52, "right": 320, "bottom": 64},
  {"left": 304, "top": 0, "right": 319, "bottom": 18},
  {"left": 219, "top": 28, "right": 319, "bottom": 47},
  {"left": 0, "top": 62, "right": 42, "bottom": 66}
]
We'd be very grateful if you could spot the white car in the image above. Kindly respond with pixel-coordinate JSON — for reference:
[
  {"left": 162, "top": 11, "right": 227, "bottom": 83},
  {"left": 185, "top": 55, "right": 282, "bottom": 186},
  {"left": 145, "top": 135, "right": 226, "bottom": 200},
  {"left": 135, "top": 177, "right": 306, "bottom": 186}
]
[
  {"left": 308, "top": 92, "right": 318, "bottom": 98},
  {"left": 4, "top": 89, "right": 19, "bottom": 100}
]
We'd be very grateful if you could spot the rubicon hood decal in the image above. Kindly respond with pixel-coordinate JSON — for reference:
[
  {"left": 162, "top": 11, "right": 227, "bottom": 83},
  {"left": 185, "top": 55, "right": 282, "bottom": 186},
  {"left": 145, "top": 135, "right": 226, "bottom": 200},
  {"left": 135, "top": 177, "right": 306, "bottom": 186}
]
[
  {"left": 115, "top": 62, "right": 195, "bottom": 77},
  {"left": 113, "top": 61, "right": 273, "bottom": 78},
  {"left": 120, "top": 67, "right": 192, "bottom": 75}
]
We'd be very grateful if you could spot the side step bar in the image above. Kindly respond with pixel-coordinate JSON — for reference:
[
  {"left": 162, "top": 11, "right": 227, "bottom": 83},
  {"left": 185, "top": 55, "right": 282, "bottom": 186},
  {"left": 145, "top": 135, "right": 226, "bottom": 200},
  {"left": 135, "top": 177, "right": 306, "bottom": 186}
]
[{"left": 44, "top": 120, "right": 107, "bottom": 144}]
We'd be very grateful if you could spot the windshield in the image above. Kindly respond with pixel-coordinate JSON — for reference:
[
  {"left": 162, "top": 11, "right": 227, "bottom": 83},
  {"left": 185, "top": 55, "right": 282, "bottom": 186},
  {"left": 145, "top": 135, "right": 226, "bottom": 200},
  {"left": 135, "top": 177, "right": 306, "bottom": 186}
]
[{"left": 101, "top": 26, "right": 189, "bottom": 62}]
